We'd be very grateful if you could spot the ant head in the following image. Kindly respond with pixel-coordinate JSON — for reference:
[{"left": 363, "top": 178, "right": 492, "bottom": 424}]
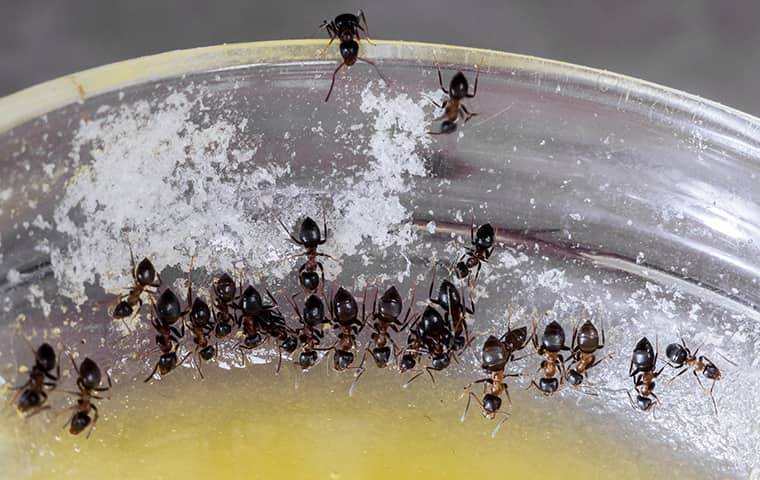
[
  {"left": 449, "top": 72, "right": 470, "bottom": 98},
  {"left": 665, "top": 343, "right": 687, "bottom": 366},
  {"left": 214, "top": 273, "right": 236, "bottom": 303},
  {"left": 244, "top": 334, "right": 264, "bottom": 349},
  {"left": 333, "top": 287, "right": 358, "bottom": 324},
  {"left": 340, "top": 40, "right": 359, "bottom": 65},
  {"left": 334, "top": 350, "right": 355, "bottom": 370},
  {"left": 35, "top": 343, "right": 57, "bottom": 372},
  {"left": 300, "top": 271, "right": 320, "bottom": 292},
  {"left": 431, "top": 353, "right": 450, "bottom": 370},
  {"left": 541, "top": 321, "right": 566, "bottom": 353},
  {"left": 157, "top": 289, "right": 182, "bottom": 324},
  {"left": 135, "top": 258, "right": 157, "bottom": 286},
  {"left": 455, "top": 261, "right": 469, "bottom": 279},
  {"left": 240, "top": 285, "right": 263, "bottom": 315},
  {"left": 538, "top": 377, "right": 559, "bottom": 395},
  {"left": 79, "top": 358, "right": 102, "bottom": 390},
  {"left": 113, "top": 300, "right": 134, "bottom": 319},
  {"left": 372, "top": 346, "right": 392, "bottom": 367},
  {"left": 482, "top": 393, "right": 502, "bottom": 416},
  {"left": 481, "top": 336, "right": 508, "bottom": 370},
  {"left": 69, "top": 411, "right": 92, "bottom": 435},
  {"left": 399, "top": 354, "right": 416, "bottom": 372},
  {"left": 576, "top": 320, "right": 600, "bottom": 353},
  {"left": 281, "top": 335, "right": 298, "bottom": 354},
  {"left": 158, "top": 352, "right": 177, "bottom": 375},
  {"left": 200, "top": 345, "right": 216, "bottom": 361},
  {"left": 304, "top": 294, "right": 326, "bottom": 326},
  {"left": 635, "top": 394, "right": 654, "bottom": 411},
  {"left": 379, "top": 286, "right": 403, "bottom": 319},
  {"left": 190, "top": 298, "right": 211, "bottom": 327},
  {"left": 299, "top": 217, "right": 322, "bottom": 247},
  {"left": 17, "top": 389, "right": 42, "bottom": 411},
  {"left": 567, "top": 369, "right": 584, "bottom": 386},
  {"left": 299, "top": 350, "right": 319, "bottom": 369},
  {"left": 215, "top": 321, "right": 233, "bottom": 338},
  {"left": 439, "top": 120, "right": 458, "bottom": 134},
  {"left": 474, "top": 223, "right": 495, "bottom": 249}
]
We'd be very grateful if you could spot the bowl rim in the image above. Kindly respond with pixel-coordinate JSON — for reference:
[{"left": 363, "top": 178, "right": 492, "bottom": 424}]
[{"left": 0, "top": 39, "right": 758, "bottom": 142}]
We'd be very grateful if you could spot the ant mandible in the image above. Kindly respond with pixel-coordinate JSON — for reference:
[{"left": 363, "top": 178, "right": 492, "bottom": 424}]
[
  {"left": 455, "top": 219, "right": 495, "bottom": 286},
  {"left": 665, "top": 337, "right": 732, "bottom": 414},
  {"left": 278, "top": 216, "right": 331, "bottom": 298},
  {"left": 628, "top": 337, "right": 664, "bottom": 412},
  {"left": 319, "top": 10, "right": 387, "bottom": 101},
  {"left": 13, "top": 341, "right": 59, "bottom": 417},
  {"left": 65, "top": 356, "right": 111, "bottom": 437},
  {"left": 428, "top": 66, "right": 480, "bottom": 135},
  {"left": 111, "top": 243, "right": 161, "bottom": 329}
]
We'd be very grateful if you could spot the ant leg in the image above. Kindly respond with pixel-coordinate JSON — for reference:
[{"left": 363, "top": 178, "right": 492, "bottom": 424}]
[
  {"left": 143, "top": 360, "right": 160, "bottom": 383},
  {"left": 491, "top": 411, "right": 511, "bottom": 438},
  {"left": 23, "top": 404, "right": 51, "bottom": 419},
  {"left": 275, "top": 344, "right": 283, "bottom": 375},
  {"left": 357, "top": 10, "right": 375, "bottom": 45},
  {"left": 667, "top": 367, "right": 689, "bottom": 385},
  {"left": 708, "top": 380, "right": 718, "bottom": 415},
  {"left": 348, "top": 349, "right": 369, "bottom": 397},
  {"left": 437, "top": 67, "right": 449, "bottom": 94},
  {"left": 85, "top": 404, "right": 99, "bottom": 439},
  {"left": 626, "top": 390, "right": 637, "bottom": 410},
  {"left": 357, "top": 57, "right": 388, "bottom": 84},
  {"left": 194, "top": 349, "right": 205, "bottom": 380},
  {"left": 467, "top": 64, "right": 480, "bottom": 98},
  {"left": 402, "top": 370, "right": 425, "bottom": 389},
  {"left": 277, "top": 218, "right": 303, "bottom": 246},
  {"left": 461, "top": 391, "right": 483, "bottom": 423},
  {"left": 325, "top": 62, "right": 346, "bottom": 102},
  {"left": 127, "top": 240, "right": 137, "bottom": 282},
  {"left": 460, "top": 104, "right": 478, "bottom": 123}
]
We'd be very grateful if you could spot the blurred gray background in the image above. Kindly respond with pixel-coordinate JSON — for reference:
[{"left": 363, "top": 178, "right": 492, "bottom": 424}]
[{"left": 1, "top": 0, "right": 758, "bottom": 116}]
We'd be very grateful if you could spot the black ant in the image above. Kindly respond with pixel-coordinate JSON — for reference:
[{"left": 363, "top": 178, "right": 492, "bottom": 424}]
[
  {"left": 278, "top": 216, "right": 331, "bottom": 297},
  {"left": 289, "top": 294, "right": 330, "bottom": 370},
  {"left": 428, "top": 271, "right": 474, "bottom": 351},
  {"left": 184, "top": 262, "right": 216, "bottom": 379},
  {"left": 326, "top": 287, "right": 366, "bottom": 371},
  {"left": 398, "top": 324, "right": 425, "bottom": 376},
  {"left": 318, "top": 10, "right": 386, "bottom": 101},
  {"left": 65, "top": 356, "right": 111, "bottom": 437},
  {"left": 428, "top": 66, "right": 479, "bottom": 135},
  {"left": 455, "top": 220, "right": 495, "bottom": 286},
  {"left": 351, "top": 286, "right": 416, "bottom": 395},
  {"left": 404, "top": 305, "right": 454, "bottom": 387},
  {"left": 237, "top": 285, "right": 297, "bottom": 371},
  {"left": 529, "top": 319, "right": 570, "bottom": 396},
  {"left": 12, "top": 342, "right": 59, "bottom": 417},
  {"left": 144, "top": 288, "right": 189, "bottom": 382},
  {"left": 666, "top": 338, "right": 731, "bottom": 414},
  {"left": 628, "top": 337, "right": 664, "bottom": 412},
  {"left": 211, "top": 272, "right": 237, "bottom": 339},
  {"left": 566, "top": 318, "right": 607, "bottom": 387},
  {"left": 111, "top": 244, "right": 161, "bottom": 328},
  {"left": 461, "top": 335, "right": 522, "bottom": 436}
]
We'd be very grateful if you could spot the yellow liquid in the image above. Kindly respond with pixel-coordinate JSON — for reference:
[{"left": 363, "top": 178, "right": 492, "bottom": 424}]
[{"left": 1, "top": 364, "right": 703, "bottom": 479}]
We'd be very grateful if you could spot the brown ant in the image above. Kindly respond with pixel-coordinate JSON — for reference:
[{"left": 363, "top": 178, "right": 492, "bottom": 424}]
[
  {"left": 288, "top": 294, "right": 330, "bottom": 370},
  {"left": 65, "top": 356, "right": 111, "bottom": 437},
  {"left": 184, "top": 261, "right": 216, "bottom": 379},
  {"left": 211, "top": 272, "right": 237, "bottom": 339},
  {"left": 144, "top": 288, "right": 189, "bottom": 382},
  {"left": 565, "top": 317, "right": 607, "bottom": 387},
  {"left": 236, "top": 284, "right": 297, "bottom": 371},
  {"left": 278, "top": 216, "right": 331, "bottom": 297},
  {"left": 628, "top": 337, "right": 664, "bottom": 412},
  {"left": 318, "top": 10, "right": 386, "bottom": 101},
  {"left": 12, "top": 342, "right": 59, "bottom": 417},
  {"left": 454, "top": 220, "right": 495, "bottom": 286},
  {"left": 350, "top": 286, "right": 416, "bottom": 395},
  {"left": 529, "top": 319, "right": 570, "bottom": 396},
  {"left": 111, "top": 244, "right": 161, "bottom": 329},
  {"left": 428, "top": 270, "right": 474, "bottom": 351},
  {"left": 666, "top": 338, "right": 733, "bottom": 414},
  {"left": 325, "top": 287, "right": 366, "bottom": 372},
  {"left": 428, "top": 66, "right": 479, "bottom": 135}
]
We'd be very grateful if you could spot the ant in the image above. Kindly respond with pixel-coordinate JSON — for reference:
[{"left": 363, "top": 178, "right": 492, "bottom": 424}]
[
  {"left": 665, "top": 338, "right": 732, "bottom": 414},
  {"left": 111, "top": 244, "right": 161, "bottom": 328},
  {"left": 326, "top": 287, "right": 366, "bottom": 371},
  {"left": 351, "top": 286, "right": 416, "bottom": 395},
  {"left": 398, "top": 323, "right": 425, "bottom": 376},
  {"left": 237, "top": 285, "right": 297, "bottom": 371},
  {"left": 12, "top": 342, "right": 59, "bottom": 417},
  {"left": 428, "top": 66, "right": 480, "bottom": 135},
  {"left": 461, "top": 335, "right": 522, "bottom": 436},
  {"left": 566, "top": 318, "right": 607, "bottom": 387},
  {"left": 454, "top": 220, "right": 495, "bottom": 286},
  {"left": 529, "top": 319, "right": 570, "bottom": 396},
  {"left": 65, "top": 356, "right": 111, "bottom": 437},
  {"left": 318, "top": 10, "right": 386, "bottom": 101},
  {"left": 289, "top": 294, "right": 330, "bottom": 370},
  {"left": 144, "top": 288, "right": 189, "bottom": 382},
  {"left": 428, "top": 270, "right": 474, "bottom": 351},
  {"left": 211, "top": 272, "right": 237, "bottom": 339},
  {"left": 184, "top": 262, "right": 216, "bottom": 379},
  {"left": 404, "top": 305, "right": 454, "bottom": 387},
  {"left": 628, "top": 337, "right": 664, "bottom": 412},
  {"left": 278, "top": 216, "right": 331, "bottom": 297}
]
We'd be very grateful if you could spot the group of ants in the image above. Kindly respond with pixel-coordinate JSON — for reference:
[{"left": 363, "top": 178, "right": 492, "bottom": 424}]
[{"left": 12, "top": 214, "right": 729, "bottom": 438}]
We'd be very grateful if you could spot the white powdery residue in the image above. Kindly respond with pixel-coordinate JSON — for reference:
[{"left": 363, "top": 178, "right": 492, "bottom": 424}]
[
  {"left": 535, "top": 268, "right": 571, "bottom": 293},
  {"left": 6, "top": 269, "right": 21, "bottom": 285},
  {"left": 331, "top": 86, "right": 430, "bottom": 256},
  {"left": 31, "top": 215, "right": 52, "bottom": 230},
  {"left": 495, "top": 248, "right": 528, "bottom": 270},
  {"left": 52, "top": 90, "right": 292, "bottom": 303},
  {"left": 26, "top": 284, "right": 51, "bottom": 317}
]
